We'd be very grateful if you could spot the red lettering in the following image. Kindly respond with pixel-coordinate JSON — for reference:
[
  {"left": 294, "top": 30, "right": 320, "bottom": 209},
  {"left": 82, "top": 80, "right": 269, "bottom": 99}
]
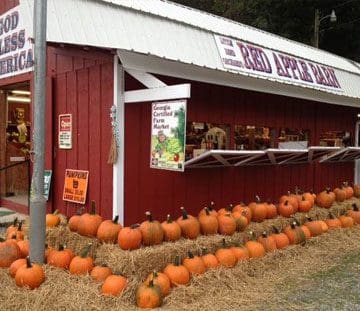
[
  {"left": 278, "top": 54, "right": 292, "bottom": 78},
  {"left": 237, "top": 42, "right": 254, "bottom": 70}
]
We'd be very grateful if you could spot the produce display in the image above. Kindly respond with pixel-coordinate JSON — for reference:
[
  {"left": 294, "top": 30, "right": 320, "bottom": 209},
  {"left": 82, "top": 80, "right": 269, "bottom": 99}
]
[{"left": 1, "top": 183, "right": 360, "bottom": 309}]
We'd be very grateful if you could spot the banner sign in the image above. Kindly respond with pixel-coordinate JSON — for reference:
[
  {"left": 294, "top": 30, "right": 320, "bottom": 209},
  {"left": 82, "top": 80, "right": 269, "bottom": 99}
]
[
  {"left": 58, "top": 114, "right": 72, "bottom": 149},
  {"left": 44, "top": 170, "right": 52, "bottom": 201},
  {"left": 0, "top": 6, "right": 34, "bottom": 79},
  {"left": 215, "top": 35, "right": 343, "bottom": 93},
  {"left": 150, "top": 100, "right": 187, "bottom": 172},
  {"left": 63, "top": 169, "right": 89, "bottom": 204}
]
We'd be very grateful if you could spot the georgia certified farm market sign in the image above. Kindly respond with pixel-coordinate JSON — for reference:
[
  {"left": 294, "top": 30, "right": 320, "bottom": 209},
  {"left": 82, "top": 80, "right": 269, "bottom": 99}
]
[
  {"left": 215, "top": 35, "right": 342, "bottom": 93},
  {"left": 63, "top": 169, "right": 89, "bottom": 204},
  {"left": 0, "top": 6, "right": 33, "bottom": 78},
  {"left": 150, "top": 100, "right": 187, "bottom": 172},
  {"left": 58, "top": 114, "right": 72, "bottom": 149}
]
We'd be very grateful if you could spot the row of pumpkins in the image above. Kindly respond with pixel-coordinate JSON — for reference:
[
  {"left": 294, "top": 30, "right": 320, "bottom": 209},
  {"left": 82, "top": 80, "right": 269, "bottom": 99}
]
[
  {"left": 2, "top": 203, "right": 360, "bottom": 308},
  {"left": 44, "top": 183, "right": 360, "bottom": 251}
]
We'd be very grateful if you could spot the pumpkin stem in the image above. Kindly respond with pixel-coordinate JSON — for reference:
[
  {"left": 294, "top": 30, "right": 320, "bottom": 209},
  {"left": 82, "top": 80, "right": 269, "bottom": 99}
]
[
  {"left": 290, "top": 222, "right": 296, "bottom": 229},
  {"left": 255, "top": 195, "right": 261, "bottom": 203},
  {"left": 130, "top": 223, "right": 140, "bottom": 229},
  {"left": 145, "top": 211, "right": 153, "bottom": 222},
  {"left": 80, "top": 243, "right": 92, "bottom": 258},
  {"left": 328, "top": 212, "right": 335, "bottom": 219},
  {"left": 205, "top": 207, "right": 211, "bottom": 216},
  {"left": 221, "top": 238, "right": 227, "bottom": 248},
  {"left": 226, "top": 204, "right": 233, "bottom": 212},
  {"left": 166, "top": 214, "right": 173, "bottom": 223},
  {"left": 17, "top": 221, "right": 23, "bottom": 231},
  {"left": 174, "top": 255, "right": 181, "bottom": 266},
  {"left": 152, "top": 271, "right": 158, "bottom": 279},
  {"left": 293, "top": 218, "right": 301, "bottom": 226},
  {"left": 53, "top": 209, "right": 59, "bottom": 215},
  {"left": 302, "top": 196, "right": 306, "bottom": 201},
  {"left": 113, "top": 215, "right": 119, "bottom": 224},
  {"left": 12, "top": 217, "right": 18, "bottom": 227},
  {"left": 326, "top": 187, "right": 331, "bottom": 194},
  {"left": 187, "top": 250, "right": 194, "bottom": 259},
  {"left": 90, "top": 200, "right": 96, "bottom": 215},
  {"left": 284, "top": 200, "right": 289, "bottom": 205},
  {"left": 266, "top": 198, "right": 272, "bottom": 204},
  {"left": 201, "top": 247, "right": 208, "bottom": 255},
  {"left": 272, "top": 226, "right": 280, "bottom": 234},
  {"left": 248, "top": 231, "right": 256, "bottom": 241},
  {"left": 180, "top": 207, "right": 188, "bottom": 220},
  {"left": 149, "top": 279, "right": 154, "bottom": 287},
  {"left": 26, "top": 256, "right": 32, "bottom": 268},
  {"left": 261, "top": 231, "right": 267, "bottom": 238},
  {"left": 0, "top": 237, "right": 4, "bottom": 242},
  {"left": 209, "top": 201, "right": 215, "bottom": 211},
  {"left": 352, "top": 203, "right": 359, "bottom": 212},
  {"left": 58, "top": 244, "right": 65, "bottom": 251}
]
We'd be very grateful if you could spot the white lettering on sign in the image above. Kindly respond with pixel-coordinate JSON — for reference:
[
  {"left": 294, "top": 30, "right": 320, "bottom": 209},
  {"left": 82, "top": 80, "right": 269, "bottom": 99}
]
[
  {"left": 215, "top": 35, "right": 343, "bottom": 94},
  {"left": 59, "top": 114, "right": 72, "bottom": 149},
  {"left": 0, "top": 6, "right": 33, "bottom": 79}
]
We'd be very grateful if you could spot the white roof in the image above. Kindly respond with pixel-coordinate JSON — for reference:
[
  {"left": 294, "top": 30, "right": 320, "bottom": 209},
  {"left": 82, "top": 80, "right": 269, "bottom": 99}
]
[{"left": 19, "top": 0, "right": 360, "bottom": 104}]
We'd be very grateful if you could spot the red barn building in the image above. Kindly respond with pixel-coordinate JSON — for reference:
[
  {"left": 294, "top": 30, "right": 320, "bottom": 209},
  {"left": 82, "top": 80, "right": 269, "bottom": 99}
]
[{"left": 1, "top": 0, "right": 360, "bottom": 225}]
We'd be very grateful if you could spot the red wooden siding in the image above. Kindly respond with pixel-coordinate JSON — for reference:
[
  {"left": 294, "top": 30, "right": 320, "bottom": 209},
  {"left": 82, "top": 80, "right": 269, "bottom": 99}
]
[
  {"left": 124, "top": 77, "right": 359, "bottom": 225},
  {"left": 48, "top": 46, "right": 114, "bottom": 220},
  {"left": 0, "top": 0, "right": 19, "bottom": 14}
]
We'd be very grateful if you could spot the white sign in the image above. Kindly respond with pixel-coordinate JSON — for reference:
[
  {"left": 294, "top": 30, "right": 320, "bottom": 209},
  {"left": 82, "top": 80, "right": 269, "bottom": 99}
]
[
  {"left": 0, "top": 6, "right": 34, "bottom": 79},
  {"left": 214, "top": 35, "right": 343, "bottom": 94},
  {"left": 150, "top": 100, "right": 187, "bottom": 172},
  {"left": 58, "top": 114, "right": 72, "bottom": 149}
]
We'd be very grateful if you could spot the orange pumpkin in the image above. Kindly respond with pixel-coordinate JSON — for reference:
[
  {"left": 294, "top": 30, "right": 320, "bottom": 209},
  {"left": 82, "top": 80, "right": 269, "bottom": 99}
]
[
  {"left": 6, "top": 222, "right": 24, "bottom": 241},
  {"left": 316, "top": 189, "right": 335, "bottom": 208},
  {"left": 69, "top": 244, "right": 94, "bottom": 275},
  {"left": 17, "top": 239, "right": 29, "bottom": 258},
  {"left": 68, "top": 207, "right": 85, "bottom": 232},
  {"left": 232, "top": 203, "right": 252, "bottom": 223},
  {"left": 217, "top": 213, "right": 236, "bottom": 235},
  {"left": 176, "top": 207, "right": 200, "bottom": 239},
  {"left": 163, "top": 255, "right": 190, "bottom": 286},
  {"left": 353, "top": 184, "right": 360, "bottom": 198},
  {"left": 198, "top": 208, "right": 219, "bottom": 235},
  {"left": 304, "top": 217, "right": 323, "bottom": 237},
  {"left": 201, "top": 248, "right": 219, "bottom": 269},
  {"left": 271, "top": 226, "right": 290, "bottom": 249},
  {"left": 283, "top": 222, "right": 306, "bottom": 245},
  {"left": 117, "top": 224, "right": 142, "bottom": 250},
  {"left": 257, "top": 231, "right": 277, "bottom": 252},
  {"left": 15, "top": 257, "right": 45, "bottom": 289},
  {"left": 77, "top": 201, "right": 103, "bottom": 237},
  {"left": 245, "top": 240, "right": 266, "bottom": 258},
  {"left": 348, "top": 204, "right": 360, "bottom": 224},
  {"left": 139, "top": 212, "right": 164, "bottom": 246},
  {"left": 277, "top": 200, "right": 294, "bottom": 218},
  {"left": 248, "top": 196, "right": 267, "bottom": 222},
  {"left": 265, "top": 201, "right": 277, "bottom": 219},
  {"left": 144, "top": 271, "right": 171, "bottom": 296},
  {"left": 161, "top": 215, "right": 182, "bottom": 242},
  {"left": 339, "top": 215, "right": 354, "bottom": 228},
  {"left": 9, "top": 258, "right": 27, "bottom": 278},
  {"left": 0, "top": 239, "right": 21, "bottom": 268},
  {"left": 182, "top": 251, "right": 207, "bottom": 275},
  {"left": 5, "top": 217, "right": 19, "bottom": 237},
  {"left": 334, "top": 187, "right": 346, "bottom": 202},
  {"left": 102, "top": 274, "right": 127, "bottom": 296},
  {"left": 303, "top": 191, "right": 315, "bottom": 206},
  {"left": 46, "top": 210, "right": 61, "bottom": 228},
  {"left": 318, "top": 220, "right": 329, "bottom": 233},
  {"left": 325, "top": 213, "right": 342, "bottom": 229},
  {"left": 47, "top": 245, "right": 72, "bottom": 269},
  {"left": 342, "top": 182, "right": 354, "bottom": 199},
  {"left": 279, "top": 192, "right": 299, "bottom": 213},
  {"left": 300, "top": 225, "right": 312, "bottom": 240},
  {"left": 232, "top": 211, "right": 248, "bottom": 232},
  {"left": 198, "top": 202, "right": 218, "bottom": 218},
  {"left": 136, "top": 279, "right": 163, "bottom": 309},
  {"left": 215, "top": 246, "right": 237, "bottom": 268},
  {"left": 230, "top": 245, "right": 249, "bottom": 261},
  {"left": 298, "top": 196, "right": 312, "bottom": 213},
  {"left": 96, "top": 215, "right": 122, "bottom": 243},
  {"left": 91, "top": 265, "right": 113, "bottom": 282}
]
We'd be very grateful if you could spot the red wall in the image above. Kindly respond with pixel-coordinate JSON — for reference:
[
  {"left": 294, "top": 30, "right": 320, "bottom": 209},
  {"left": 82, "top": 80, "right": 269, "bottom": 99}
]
[
  {"left": 124, "top": 77, "right": 359, "bottom": 225},
  {"left": 48, "top": 46, "right": 114, "bottom": 220},
  {"left": 0, "top": 0, "right": 18, "bottom": 14}
]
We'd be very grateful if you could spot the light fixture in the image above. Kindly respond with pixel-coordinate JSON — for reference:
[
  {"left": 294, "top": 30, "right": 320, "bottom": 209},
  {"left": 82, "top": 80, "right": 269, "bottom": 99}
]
[
  {"left": 330, "top": 9, "right": 337, "bottom": 22},
  {"left": 7, "top": 96, "right": 31, "bottom": 103},
  {"left": 11, "top": 90, "right": 31, "bottom": 95},
  {"left": 357, "top": 113, "right": 360, "bottom": 118}
]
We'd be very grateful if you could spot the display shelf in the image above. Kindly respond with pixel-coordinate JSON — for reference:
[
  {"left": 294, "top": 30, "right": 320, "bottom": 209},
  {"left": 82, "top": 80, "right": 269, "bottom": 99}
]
[
  {"left": 319, "top": 147, "right": 360, "bottom": 163},
  {"left": 308, "top": 146, "right": 341, "bottom": 162},
  {"left": 266, "top": 148, "right": 308, "bottom": 165}
]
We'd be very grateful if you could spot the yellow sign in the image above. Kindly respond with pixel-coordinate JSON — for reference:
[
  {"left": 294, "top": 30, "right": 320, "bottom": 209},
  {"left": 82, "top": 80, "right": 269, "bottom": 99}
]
[{"left": 63, "top": 169, "right": 89, "bottom": 204}]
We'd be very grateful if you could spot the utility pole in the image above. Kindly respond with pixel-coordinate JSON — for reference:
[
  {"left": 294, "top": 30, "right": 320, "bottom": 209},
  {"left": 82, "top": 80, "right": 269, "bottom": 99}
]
[
  {"left": 314, "top": 9, "right": 320, "bottom": 48},
  {"left": 29, "top": 0, "right": 47, "bottom": 263}
]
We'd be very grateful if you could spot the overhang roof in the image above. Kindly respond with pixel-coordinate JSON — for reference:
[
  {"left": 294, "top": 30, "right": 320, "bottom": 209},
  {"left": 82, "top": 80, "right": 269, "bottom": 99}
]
[{"left": 19, "top": 0, "right": 360, "bottom": 105}]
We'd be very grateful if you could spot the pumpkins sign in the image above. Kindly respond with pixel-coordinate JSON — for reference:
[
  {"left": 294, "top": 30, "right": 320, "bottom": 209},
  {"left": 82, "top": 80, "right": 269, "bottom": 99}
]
[{"left": 63, "top": 169, "right": 89, "bottom": 204}]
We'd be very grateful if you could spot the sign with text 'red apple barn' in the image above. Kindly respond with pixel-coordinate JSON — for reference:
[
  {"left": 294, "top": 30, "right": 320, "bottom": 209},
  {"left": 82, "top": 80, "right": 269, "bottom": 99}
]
[
  {"left": 215, "top": 35, "right": 343, "bottom": 93},
  {"left": 150, "top": 100, "right": 187, "bottom": 172},
  {"left": 0, "top": 6, "right": 34, "bottom": 79},
  {"left": 58, "top": 114, "right": 72, "bottom": 149},
  {"left": 63, "top": 169, "right": 89, "bottom": 204}
]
